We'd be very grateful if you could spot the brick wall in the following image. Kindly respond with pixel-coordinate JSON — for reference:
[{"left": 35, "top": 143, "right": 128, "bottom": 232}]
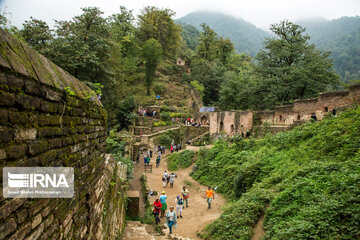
[
  {"left": 206, "top": 83, "right": 360, "bottom": 135},
  {"left": 0, "top": 29, "right": 127, "bottom": 239}
]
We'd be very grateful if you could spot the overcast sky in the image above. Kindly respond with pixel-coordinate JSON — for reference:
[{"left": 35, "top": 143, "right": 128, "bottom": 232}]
[{"left": 1, "top": 0, "right": 359, "bottom": 30}]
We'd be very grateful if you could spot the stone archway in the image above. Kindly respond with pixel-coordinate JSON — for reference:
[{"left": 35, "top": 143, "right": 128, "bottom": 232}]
[
  {"left": 220, "top": 121, "right": 224, "bottom": 131},
  {"left": 201, "top": 116, "right": 208, "bottom": 125}
]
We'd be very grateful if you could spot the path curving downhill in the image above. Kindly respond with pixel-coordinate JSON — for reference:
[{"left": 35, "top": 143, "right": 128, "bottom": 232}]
[{"left": 145, "top": 146, "right": 225, "bottom": 240}]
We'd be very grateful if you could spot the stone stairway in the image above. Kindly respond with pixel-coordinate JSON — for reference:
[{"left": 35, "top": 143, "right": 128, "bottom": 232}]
[
  {"left": 189, "top": 131, "right": 210, "bottom": 145},
  {"left": 121, "top": 221, "right": 192, "bottom": 240}
]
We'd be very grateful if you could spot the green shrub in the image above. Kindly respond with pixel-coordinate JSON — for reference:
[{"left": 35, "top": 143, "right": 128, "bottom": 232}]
[
  {"left": 106, "top": 128, "right": 133, "bottom": 179},
  {"left": 160, "top": 111, "right": 171, "bottom": 121},
  {"left": 152, "top": 120, "right": 173, "bottom": 127},
  {"left": 153, "top": 82, "right": 165, "bottom": 95},
  {"left": 167, "top": 150, "right": 194, "bottom": 171}
]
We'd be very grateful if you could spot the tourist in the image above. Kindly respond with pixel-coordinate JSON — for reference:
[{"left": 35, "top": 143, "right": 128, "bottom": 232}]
[
  {"left": 143, "top": 155, "right": 147, "bottom": 165},
  {"left": 181, "top": 186, "right": 189, "bottom": 208},
  {"left": 163, "top": 171, "right": 168, "bottom": 187},
  {"left": 147, "top": 155, "right": 150, "bottom": 166},
  {"left": 150, "top": 150, "right": 153, "bottom": 158},
  {"left": 153, "top": 198, "right": 162, "bottom": 225},
  {"left": 162, "top": 146, "right": 165, "bottom": 154},
  {"left": 175, "top": 195, "right": 183, "bottom": 218},
  {"left": 165, "top": 206, "right": 177, "bottom": 235},
  {"left": 206, "top": 186, "right": 215, "bottom": 209},
  {"left": 156, "top": 155, "right": 161, "bottom": 167},
  {"left": 160, "top": 191, "right": 167, "bottom": 217},
  {"left": 169, "top": 173, "right": 177, "bottom": 188},
  {"left": 170, "top": 145, "right": 174, "bottom": 153}
]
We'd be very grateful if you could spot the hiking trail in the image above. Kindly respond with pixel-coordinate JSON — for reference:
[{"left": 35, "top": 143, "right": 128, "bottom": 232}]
[{"left": 123, "top": 145, "right": 225, "bottom": 240}]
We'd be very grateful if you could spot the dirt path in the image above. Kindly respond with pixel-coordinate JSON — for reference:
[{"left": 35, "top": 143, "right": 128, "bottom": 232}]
[{"left": 145, "top": 146, "right": 225, "bottom": 240}]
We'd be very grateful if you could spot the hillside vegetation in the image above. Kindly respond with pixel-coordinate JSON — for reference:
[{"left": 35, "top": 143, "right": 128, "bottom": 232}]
[
  {"left": 298, "top": 16, "right": 360, "bottom": 82},
  {"left": 191, "top": 106, "right": 360, "bottom": 240},
  {"left": 176, "top": 12, "right": 269, "bottom": 56}
]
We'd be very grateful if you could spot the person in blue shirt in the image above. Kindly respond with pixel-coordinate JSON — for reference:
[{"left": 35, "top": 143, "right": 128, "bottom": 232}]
[{"left": 159, "top": 191, "right": 167, "bottom": 217}]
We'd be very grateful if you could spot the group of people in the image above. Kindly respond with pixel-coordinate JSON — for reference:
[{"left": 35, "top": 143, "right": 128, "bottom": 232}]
[
  {"left": 139, "top": 108, "right": 157, "bottom": 117},
  {"left": 183, "top": 117, "right": 209, "bottom": 127},
  {"left": 162, "top": 171, "right": 177, "bottom": 188},
  {"left": 153, "top": 186, "right": 190, "bottom": 235},
  {"left": 170, "top": 144, "right": 181, "bottom": 153}
]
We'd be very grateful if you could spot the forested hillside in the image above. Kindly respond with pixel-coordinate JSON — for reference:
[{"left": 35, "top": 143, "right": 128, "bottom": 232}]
[
  {"left": 192, "top": 106, "right": 360, "bottom": 240},
  {"left": 1, "top": 7, "right": 199, "bottom": 128},
  {"left": 176, "top": 11, "right": 269, "bottom": 56},
  {"left": 297, "top": 16, "right": 360, "bottom": 82}
]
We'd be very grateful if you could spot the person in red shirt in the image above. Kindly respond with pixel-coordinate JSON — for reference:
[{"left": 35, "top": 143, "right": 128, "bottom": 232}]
[{"left": 153, "top": 198, "right": 162, "bottom": 224}]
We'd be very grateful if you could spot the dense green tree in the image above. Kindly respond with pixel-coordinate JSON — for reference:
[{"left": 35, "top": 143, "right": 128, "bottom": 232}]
[
  {"left": 216, "top": 36, "right": 234, "bottom": 64},
  {"left": 218, "top": 54, "right": 256, "bottom": 110},
  {"left": 137, "top": 6, "right": 181, "bottom": 59},
  {"left": 20, "top": 17, "right": 53, "bottom": 53},
  {"left": 254, "top": 20, "right": 339, "bottom": 108},
  {"left": 196, "top": 23, "right": 217, "bottom": 61},
  {"left": 142, "top": 38, "right": 162, "bottom": 95},
  {"left": 117, "top": 95, "right": 137, "bottom": 130},
  {"left": 191, "top": 59, "right": 225, "bottom": 105}
]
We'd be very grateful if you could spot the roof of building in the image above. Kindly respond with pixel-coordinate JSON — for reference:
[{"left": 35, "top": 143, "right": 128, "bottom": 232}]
[{"left": 200, "top": 107, "right": 216, "bottom": 112}]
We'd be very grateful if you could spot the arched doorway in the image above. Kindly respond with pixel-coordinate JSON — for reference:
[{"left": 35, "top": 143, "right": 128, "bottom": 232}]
[
  {"left": 230, "top": 124, "right": 235, "bottom": 133},
  {"left": 220, "top": 121, "right": 224, "bottom": 131},
  {"left": 297, "top": 115, "right": 301, "bottom": 121},
  {"left": 279, "top": 115, "right": 283, "bottom": 122},
  {"left": 201, "top": 116, "right": 208, "bottom": 125},
  {"left": 324, "top": 107, "right": 328, "bottom": 112}
]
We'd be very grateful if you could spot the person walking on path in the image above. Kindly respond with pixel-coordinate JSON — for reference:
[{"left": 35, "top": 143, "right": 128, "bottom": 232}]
[
  {"left": 170, "top": 145, "right": 174, "bottom": 153},
  {"left": 150, "top": 150, "right": 153, "bottom": 158},
  {"left": 143, "top": 155, "right": 147, "bottom": 165},
  {"left": 162, "top": 171, "right": 168, "bottom": 187},
  {"left": 175, "top": 195, "right": 183, "bottom": 218},
  {"left": 160, "top": 191, "right": 167, "bottom": 217},
  {"left": 181, "top": 186, "right": 189, "bottom": 208},
  {"left": 162, "top": 146, "right": 165, "bottom": 154},
  {"left": 156, "top": 155, "right": 161, "bottom": 167},
  {"left": 146, "top": 155, "right": 150, "bottom": 166},
  {"left": 165, "top": 206, "right": 177, "bottom": 235},
  {"left": 169, "top": 173, "right": 177, "bottom": 188},
  {"left": 153, "top": 198, "right": 162, "bottom": 225},
  {"left": 206, "top": 186, "right": 215, "bottom": 209}
]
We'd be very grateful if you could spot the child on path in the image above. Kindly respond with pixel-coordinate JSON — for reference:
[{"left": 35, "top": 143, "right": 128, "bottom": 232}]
[
  {"left": 153, "top": 198, "right": 162, "bottom": 225},
  {"left": 175, "top": 195, "right": 183, "bottom": 218},
  {"left": 206, "top": 186, "right": 215, "bottom": 209},
  {"left": 160, "top": 191, "right": 167, "bottom": 217},
  {"left": 181, "top": 186, "right": 189, "bottom": 208},
  {"left": 165, "top": 206, "right": 177, "bottom": 235}
]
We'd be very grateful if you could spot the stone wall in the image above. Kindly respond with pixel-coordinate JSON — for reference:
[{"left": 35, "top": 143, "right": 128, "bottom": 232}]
[
  {"left": 207, "top": 84, "right": 360, "bottom": 135},
  {"left": 0, "top": 29, "right": 127, "bottom": 239}
]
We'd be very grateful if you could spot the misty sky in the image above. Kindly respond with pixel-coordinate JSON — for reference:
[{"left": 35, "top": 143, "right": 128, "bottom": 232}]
[{"left": 1, "top": 0, "right": 359, "bottom": 30}]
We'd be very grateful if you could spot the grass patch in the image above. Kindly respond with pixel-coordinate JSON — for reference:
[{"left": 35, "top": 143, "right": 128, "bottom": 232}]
[{"left": 167, "top": 150, "right": 195, "bottom": 171}]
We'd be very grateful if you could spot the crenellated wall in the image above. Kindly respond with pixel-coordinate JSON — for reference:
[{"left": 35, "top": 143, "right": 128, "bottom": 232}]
[
  {"left": 206, "top": 84, "right": 360, "bottom": 136},
  {"left": 0, "top": 29, "right": 127, "bottom": 239}
]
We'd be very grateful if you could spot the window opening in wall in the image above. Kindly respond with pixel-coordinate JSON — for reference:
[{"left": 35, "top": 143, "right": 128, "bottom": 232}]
[
  {"left": 220, "top": 121, "right": 224, "bottom": 131},
  {"left": 324, "top": 107, "right": 328, "bottom": 112},
  {"left": 297, "top": 115, "right": 301, "bottom": 121},
  {"left": 230, "top": 124, "right": 234, "bottom": 133},
  {"left": 279, "top": 115, "right": 283, "bottom": 122}
]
